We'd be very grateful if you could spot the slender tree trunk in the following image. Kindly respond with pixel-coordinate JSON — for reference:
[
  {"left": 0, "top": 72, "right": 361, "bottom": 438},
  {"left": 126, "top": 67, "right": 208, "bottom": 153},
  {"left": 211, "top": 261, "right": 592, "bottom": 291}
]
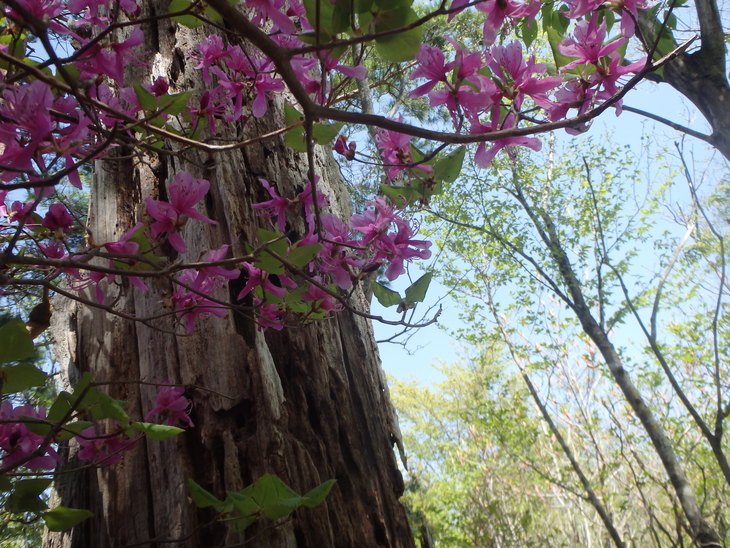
[
  {"left": 45, "top": 5, "right": 414, "bottom": 547},
  {"left": 528, "top": 201, "right": 723, "bottom": 548}
]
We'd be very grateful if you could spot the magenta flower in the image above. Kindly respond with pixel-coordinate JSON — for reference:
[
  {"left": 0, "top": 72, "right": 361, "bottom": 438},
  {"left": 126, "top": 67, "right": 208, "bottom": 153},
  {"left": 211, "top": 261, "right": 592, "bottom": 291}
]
[
  {"left": 476, "top": 0, "right": 541, "bottom": 46},
  {"left": 375, "top": 123, "right": 432, "bottom": 182},
  {"left": 42, "top": 203, "right": 74, "bottom": 234},
  {"left": 559, "top": 16, "right": 626, "bottom": 71},
  {"left": 316, "top": 214, "right": 364, "bottom": 289},
  {"left": 76, "top": 426, "right": 137, "bottom": 467},
  {"left": 237, "top": 262, "right": 296, "bottom": 300},
  {"left": 76, "top": 28, "right": 144, "bottom": 83},
  {"left": 376, "top": 219, "right": 432, "bottom": 281},
  {"left": 333, "top": 135, "right": 357, "bottom": 160},
  {"left": 409, "top": 44, "right": 451, "bottom": 99},
  {"left": 248, "top": 0, "right": 297, "bottom": 35},
  {"left": 192, "top": 244, "right": 240, "bottom": 290},
  {"left": 301, "top": 279, "right": 343, "bottom": 315},
  {"left": 562, "top": 0, "right": 603, "bottom": 19},
  {"left": 0, "top": 401, "right": 60, "bottom": 471},
  {"left": 351, "top": 197, "right": 398, "bottom": 243},
  {"left": 253, "top": 298, "right": 285, "bottom": 331},
  {"left": 488, "top": 42, "right": 562, "bottom": 110},
  {"left": 172, "top": 269, "right": 228, "bottom": 334},
  {"left": 475, "top": 135, "right": 543, "bottom": 167},
  {"left": 253, "top": 178, "right": 291, "bottom": 231},
  {"left": 194, "top": 35, "right": 227, "bottom": 84},
  {"left": 145, "top": 172, "right": 216, "bottom": 253},
  {"left": 145, "top": 385, "right": 194, "bottom": 427}
]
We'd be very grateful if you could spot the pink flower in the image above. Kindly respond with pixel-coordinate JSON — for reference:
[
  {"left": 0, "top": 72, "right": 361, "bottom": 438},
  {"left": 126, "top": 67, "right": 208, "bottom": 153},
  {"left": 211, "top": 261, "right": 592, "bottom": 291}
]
[
  {"left": 409, "top": 44, "right": 451, "bottom": 99},
  {"left": 172, "top": 269, "right": 228, "bottom": 334},
  {"left": 145, "top": 385, "right": 194, "bottom": 427},
  {"left": 145, "top": 172, "right": 216, "bottom": 253},
  {"left": 104, "top": 222, "right": 149, "bottom": 293},
  {"left": 237, "top": 262, "right": 296, "bottom": 300},
  {"left": 375, "top": 122, "right": 432, "bottom": 182},
  {"left": 476, "top": 0, "right": 541, "bottom": 46},
  {"left": 0, "top": 402, "right": 60, "bottom": 471},
  {"left": 376, "top": 219, "right": 432, "bottom": 281},
  {"left": 316, "top": 214, "right": 364, "bottom": 289},
  {"left": 192, "top": 244, "right": 240, "bottom": 290},
  {"left": 475, "top": 135, "right": 543, "bottom": 167},
  {"left": 76, "top": 426, "right": 136, "bottom": 467},
  {"left": 194, "top": 35, "right": 227, "bottom": 84},
  {"left": 333, "top": 135, "right": 356, "bottom": 160},
  {"left": 351, "top": 196, "right": 398, "bottom": 243},
  {"left": 559, "top": 16, "right": 626, "bottom": 71},
  {"left": 253, "top": 298, "right": 285, "bottom": 331},
  {"left": 253, "top": 178, "right": 291, "bottom": 231},
  {"left": 75, "top": 27, "right": 144, "bottom": 83},
  {"left": 488, "top": 42, "right": 562, "bottom": 110},
  {"left": 301, "top": 279, "right": 343, "bottom": 315},
  {"left": 42, "top": 203, "right": 74, "bottom": 234},
  {"left": 248, "top": 0, "right": 297, "bottom": 35}
]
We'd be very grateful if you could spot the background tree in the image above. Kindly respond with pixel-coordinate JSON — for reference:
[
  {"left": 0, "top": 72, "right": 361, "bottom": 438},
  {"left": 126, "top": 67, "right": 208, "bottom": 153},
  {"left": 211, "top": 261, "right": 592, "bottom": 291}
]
[{"left": 407, "top": 135, "right": 729, "bottom": 546}]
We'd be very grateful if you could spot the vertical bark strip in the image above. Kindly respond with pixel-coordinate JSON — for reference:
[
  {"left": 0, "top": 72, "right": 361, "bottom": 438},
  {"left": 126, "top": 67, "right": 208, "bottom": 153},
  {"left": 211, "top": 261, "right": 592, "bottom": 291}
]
[{"left": 46, "top": 5, "right": 414, "bottom": 547}]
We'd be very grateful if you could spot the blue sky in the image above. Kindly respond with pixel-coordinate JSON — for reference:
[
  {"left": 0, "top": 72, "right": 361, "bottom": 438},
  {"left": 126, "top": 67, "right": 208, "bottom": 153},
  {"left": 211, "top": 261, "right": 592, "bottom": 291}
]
[{"left": 374, "top": 71, "right": 723, "bottom": 385}]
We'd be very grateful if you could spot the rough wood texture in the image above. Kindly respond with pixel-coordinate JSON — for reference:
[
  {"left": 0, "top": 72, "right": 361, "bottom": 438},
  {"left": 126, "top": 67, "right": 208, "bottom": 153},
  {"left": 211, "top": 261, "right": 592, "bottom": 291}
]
[{"left": 45, "top": 5, "right": 415, "bottom": 547}]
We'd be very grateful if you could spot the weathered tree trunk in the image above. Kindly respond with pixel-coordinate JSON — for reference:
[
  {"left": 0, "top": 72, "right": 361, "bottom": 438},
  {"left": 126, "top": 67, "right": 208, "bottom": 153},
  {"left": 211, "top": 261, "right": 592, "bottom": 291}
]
[{"left": 45, "top": 4, "right": 415, "bottom": 547}]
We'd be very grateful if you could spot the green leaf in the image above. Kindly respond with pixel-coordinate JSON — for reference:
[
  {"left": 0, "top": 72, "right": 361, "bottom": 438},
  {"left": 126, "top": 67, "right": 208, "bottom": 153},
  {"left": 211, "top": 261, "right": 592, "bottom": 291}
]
[
  {"left": 168, "top": 0, "right": 204, "bottom": 27},
  {"left": 251, "top": 474, "right": 305, "bottom": 520},
  {"left": 284, "top": 104, "right": 304, "bottom": 124},
  {"left": 7, "top": 479, "right": 52, "bottom": 513},
  {"left": 284, "top": 127, "right": 308, "bottom": 152},
  {"left": 380, "top": 183, "right": 421, "bottom": 207},
  {"left": 302, "top": 479, "right": 336, "bottom": 508},
  {"left": 187, "top": 478, "right": 223, "bottom": 508},
  {"left": 131, "top": 422, "right": 184, "bottom": 441},
  {"left": 433, "top": 147, "right": 466, "bottom": 184},
  {"left": 47, "top": 391, "right": 74, "bottom": 423},
  {"left": 0, "top": 319, "right": 35, "bottom": 364},
  {"left": 521, "top": 19, "right": 538, "bottom": 50},
  {"left": 133, "top": 83, "right": 157, "bottom": 111},
  {"left": 374, "top": 7, "right": 423, "bottom": 62},
  {"left": 57, "top": 420, "right": 93, "bottom": 441},
  {"left": 283, "top": 106, "right": 307, "bottom": 151},
  {"left": 312, "top": 122, "right": 344, "bottom": 145},
  {"left": 372, "top": 282, "right": 402, "bottom": 308},
  {"left": 288, "top": 244, "right": 322, "bottom": 267},
  {"left": 1, "top": 363, "right": 47, "bottom": 394},
  {"left": 43, "top": 506, "right": 93, "bottom": 532},
  {"left": 546, "top": 27, "right": 573, "bottom": 69},
  {"left": 256, "top": 229, "right": 290, "bottom": 274},
  {"left": 159, "top": 91, "right": 193, "bottom": 116},
  {"left": 126, "top": 228, "right": 167, "bottom": 270},
  {"left": 87, "top": 389, "right": 130, "bottom": 426},
  {"left": 354, "top": 0, "right": 374, "bottom": 13},
  {"left": 21, "top": 414, "right": 51, "bottom": 436},
  {"left": 332, "top": 0, "right": 354, "bottom": 33},
  {"left": 303, "top": 0, "right": 336, "bottom": 37},
  {"left": 69, "top": 373, "right": 94, "bottom": 410},
  {"left": 404, "top": 272, "right": 432, "bottom": 305}
]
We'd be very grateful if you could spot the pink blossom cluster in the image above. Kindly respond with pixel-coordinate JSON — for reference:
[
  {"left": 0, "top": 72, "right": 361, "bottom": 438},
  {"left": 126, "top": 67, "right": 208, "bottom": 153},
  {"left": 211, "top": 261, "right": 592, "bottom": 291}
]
[
  {"left": 0, "top": 401, "right": 60, "bottom": 471},
  {"left": 0, "top": 384, "right": 193, "bottom": 471},
  {"left": 0, "top": 0, "right": 654, "bottom": 333}
]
